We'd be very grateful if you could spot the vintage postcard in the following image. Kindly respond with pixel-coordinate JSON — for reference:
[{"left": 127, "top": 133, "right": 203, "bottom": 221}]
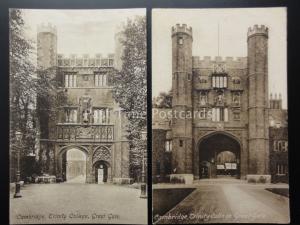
[
  {"left": 9, "top": 8, "right": 147, "bottom": 224},
  {"left": 152, "top": 8, "right": 289, "bottom": 224}
]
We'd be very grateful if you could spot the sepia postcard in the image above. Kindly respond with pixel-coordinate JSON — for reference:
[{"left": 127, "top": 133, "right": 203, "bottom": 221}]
[
  {"left": 9, "top": 8, "right": 147, "bottom": 224},
  {"left": 152, "top": 8, "right": 289, "bottom": 224}
]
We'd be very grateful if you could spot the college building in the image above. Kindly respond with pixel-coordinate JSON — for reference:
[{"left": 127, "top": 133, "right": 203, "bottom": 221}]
[
  {"left": 36, "top": 23, "right": 131, "bottom": 184},
  {"left": 152, "top": 24, "right": 288, "bottom": 183}
]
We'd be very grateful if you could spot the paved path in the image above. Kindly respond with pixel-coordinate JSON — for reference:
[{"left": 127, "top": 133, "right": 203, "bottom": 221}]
[
  {"left": 10, "top": 183, "right": 147, "bottom": 224},
  {"left": 66, "top": 175, "right": 86, "bottom": 183},
  {"left": 155, "top": 180, "right": 289, "bottom": 224}
]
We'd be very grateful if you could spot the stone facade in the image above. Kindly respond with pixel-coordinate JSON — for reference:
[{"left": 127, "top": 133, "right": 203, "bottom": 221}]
[
  {"left": 152, "top": 24, "right": 288, "bottom": 182},
  {"left": 37, "top": 24, "right": 130, "bottom": 184}
]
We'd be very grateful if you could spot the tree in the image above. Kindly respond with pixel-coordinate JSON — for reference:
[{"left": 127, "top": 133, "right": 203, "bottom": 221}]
[
  {"left": 9, "top": 9, "right": 36, "bottom": 154},
  {"left": 9, "top": 9, "right": 37, "bottom": 181},
  {"left": 112, "top": 16, "right": 147, "bottom": 181},
  {"left": 152, "top": 90, "right": 172, "bottom": 108}
]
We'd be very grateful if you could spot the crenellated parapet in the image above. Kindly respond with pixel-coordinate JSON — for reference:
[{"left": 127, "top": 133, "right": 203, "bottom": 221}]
[
  {"left": 172, "top": 23, "right": 193, "bottom": 37},
  {"left": 192, "top": 56, "right": 247, "bottom": 69},
  {"left": 247, "top": 24, "right": 268, "bottom": 38},
  {"left": 37, "top": 23, "right": 57, "bottom": 35},
  {"left": 57, "top": 53, "right": 115, "bottom": 67}
]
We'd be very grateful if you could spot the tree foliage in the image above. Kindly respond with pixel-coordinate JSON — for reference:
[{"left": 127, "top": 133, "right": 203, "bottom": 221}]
[
  {"left": 112, "top": 16, "right": 147, "bottom": 180},
  {"left": 152, "top": 90, "right": 173, "bottom": 108},
  {"left": 9, "top": 9, "right": 36, "bottom": 155}
]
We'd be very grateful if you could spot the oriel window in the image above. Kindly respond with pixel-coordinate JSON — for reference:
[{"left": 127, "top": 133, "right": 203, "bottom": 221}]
[{"left": 212, "top": 75, "right": 228, "bottom": 88}]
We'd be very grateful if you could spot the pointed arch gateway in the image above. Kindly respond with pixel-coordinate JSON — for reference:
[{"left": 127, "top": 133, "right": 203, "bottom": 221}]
[
  {"left": 92, "top": 146, "right": 112, "bottom": 183},
  {"left": 197, "top": 132, "right": 241, "bottom": 179}
]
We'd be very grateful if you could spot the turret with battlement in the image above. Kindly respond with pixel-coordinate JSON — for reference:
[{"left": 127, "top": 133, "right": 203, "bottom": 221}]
[
  {"left": 171, "top": 23, "right": 193, "bottom": 181},
  {"left": 247, "top": 24, "right": 268, "bottom": 39},
  {"left": 37, "top": 23, "right": 57, "bottom": 35},
  {"left": 172, "top": 24, "right": 193, "bottom": 38},
  {"left": 37, "top": 23, "right": 57, "bottom": 70},
  {"left": 247, "top": 24, "right": 269, "bottom": 175}
]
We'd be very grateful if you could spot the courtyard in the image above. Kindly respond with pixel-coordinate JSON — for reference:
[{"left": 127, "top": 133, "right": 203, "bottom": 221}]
[
  {"left": 10, "top": 182, "right": 147, "bottom": 224},
  {"left": 153, "top": 179, "right": 290, "bottom": 224}
]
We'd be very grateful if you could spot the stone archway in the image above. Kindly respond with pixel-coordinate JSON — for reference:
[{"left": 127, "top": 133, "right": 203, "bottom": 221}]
[
  {"left": 197, "top": 132, "right": 241, "bottom": 179},
  {"left": 92, "top": 146, "right": 112, "bottom": 183},
  {"left": 65, "top": 149, "right": 87, "bottom": 183},
  {"left": 94, "top": 160, "right": 110, "bottom": 183},
  {"left": 57, "top": 145, "right": 89, "bottom": 183}
]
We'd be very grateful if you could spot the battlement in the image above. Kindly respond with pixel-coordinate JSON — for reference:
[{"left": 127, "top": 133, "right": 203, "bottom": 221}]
[
  {"left": 192, "top": 56, "right": 247, "bottom": 69},
  {"left": 57, "top": 53, "right": 115, "bottom": 67},
  {"left": 172, "top": 24, "right": 193, "bottom": 37},
  {"left": 247, "top": 24, "right": 268, "bottom": 38},
  {"left": 37, "top": 23, "right": 57, "bottom": 35},
  {"left": 57, "top": 53, "right": 114, "bottom": 59}
]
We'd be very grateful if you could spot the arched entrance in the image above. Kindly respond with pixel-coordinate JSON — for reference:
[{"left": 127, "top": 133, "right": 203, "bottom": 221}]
[
  {"left": 61, "top": 148, "right": 87, "bottom": 183},
  {"left": 198, "top": 133, "right": 241, "bottom": 179},
  {"left": 92, "top": 146, "right": 111, "bottom": 184},
  {"left": 94, "top": 160, "right": 110, "bottom": 184}
]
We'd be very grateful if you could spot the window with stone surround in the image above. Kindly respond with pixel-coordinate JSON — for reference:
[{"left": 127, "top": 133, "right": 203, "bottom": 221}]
[
  {"left": 179, "top": 140, "right": 183, "bottom": 147},
  {"left": 93, "top": 108, "right": 111, "bottom": 124},
  {"left": 276, "top": 163, "right": 288, "bottom": 175},
  {"left": 65, "top": 74, "right": 77, "bottom": 87},
  {"left": 212, "top": 75, "right": 227, "bottom": 88},
  {"left": 95, "top": 74, "right": 107, "bottom": 86},
  {"left": 212, "top": 107, "right": 228, "bottom": 122},
  {"left": 274, "top": 140, "right": 288, "bottom": 152},
  {"left": 165, "top": 140, "right": 172, "bottom": 152},
  {"left": 64, "top": 108, "right": 78, "bottom": 123},
  {"left": 178, "top": 37, "right": 183, "bottom": 45}
]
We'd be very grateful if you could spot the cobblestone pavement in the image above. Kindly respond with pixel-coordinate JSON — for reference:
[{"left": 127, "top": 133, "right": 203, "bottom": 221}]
[
  {"left": 154, "top": 179, "right": 289, "bottom": 224},
  {"left": 10, "top": 183, "right": 147, "bottom": 224}
]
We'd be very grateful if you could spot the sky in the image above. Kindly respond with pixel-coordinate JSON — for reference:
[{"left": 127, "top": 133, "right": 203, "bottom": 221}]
[
  {"left": 21, "top": 9, "right": 145, "bottom": 57},
  {"left": 152, "top": 8, "right": 287, "bottom": 109}
]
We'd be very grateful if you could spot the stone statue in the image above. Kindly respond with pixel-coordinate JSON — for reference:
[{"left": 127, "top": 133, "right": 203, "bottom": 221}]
[{"left": 83, "top": 110, "right": 89, "bottom": 123}]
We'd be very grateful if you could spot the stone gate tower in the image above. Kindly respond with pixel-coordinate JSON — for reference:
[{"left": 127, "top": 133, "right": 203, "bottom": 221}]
[
  {"left": 247, "top": 25, "right": 270, "bottom": 175},
  {"left": 171, "top": 24, "right": 193, "bottom": 181},
  {"left": 36, "top": 24, "right": 58, "bottom": 170}
]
